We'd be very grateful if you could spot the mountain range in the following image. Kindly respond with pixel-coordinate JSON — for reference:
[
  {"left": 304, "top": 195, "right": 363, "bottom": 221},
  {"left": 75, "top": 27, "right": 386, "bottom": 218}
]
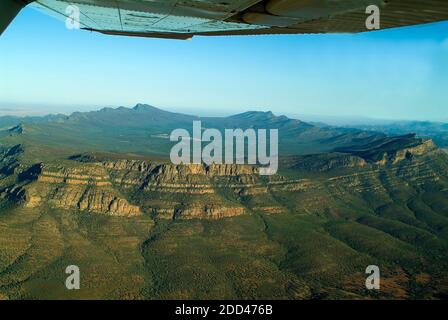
[
  {"left": 0, "top": 104, "right": 391, "bottom": 156},
  {"left": 0, "top": 104, "right": 447, "bottom": 300},
  {"left": 314, "top": 119, "right": 448, "bottom": 148}
]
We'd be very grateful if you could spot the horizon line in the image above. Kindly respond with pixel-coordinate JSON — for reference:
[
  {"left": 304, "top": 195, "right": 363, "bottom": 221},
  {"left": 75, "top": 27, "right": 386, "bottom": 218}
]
[{"left": 0, "top": 102, "right": 446, "bottom": 124}]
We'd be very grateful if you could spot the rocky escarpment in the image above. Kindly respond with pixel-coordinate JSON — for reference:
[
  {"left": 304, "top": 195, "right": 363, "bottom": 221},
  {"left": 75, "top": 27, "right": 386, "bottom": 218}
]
[
  {"left": 21, "top": 163, "right": 140, "bottom": 217},
  {"left": 53, "top": 187, "right": 140, "bottom": 216},
  {"left": 37, "top": 164, "right": 112, "bottom": 186},
  {"left": 19, "top": 160, "right": 267, "bottom": 219},
  {"left": 0, "top": 185, "right": 26, "bottom": 203},
  {"left": 0, "top": 144, "right": 23, "bottom": 175},
  {"left": 105, "top": 160, "right": 259, "bottom": 194},
  {"left": 380, "top": 139, "right": 437, "bottom": 165},
  {"left": 283, "top": 153, "right": 367, "bottom": 172},
  {"left": 336, "top": 135, "right": 437, "bottom": 165},
  {"left": 16, "top": 161, "right": 257, "bottom": 219},
  {"left": 283, "top": 137, "right": 439, "bottom": 172},
  {"left": 0, "top": 135, "right": 445, "bottom": 220},
  {"left": 174, "top": 205, "right": 245, "bottom": 220},
  {"left": 72, "top": 137, "right": 447, "bottom": 218},
  {"left": 24, "top": 182, "right": 140, "bottom": 217}
]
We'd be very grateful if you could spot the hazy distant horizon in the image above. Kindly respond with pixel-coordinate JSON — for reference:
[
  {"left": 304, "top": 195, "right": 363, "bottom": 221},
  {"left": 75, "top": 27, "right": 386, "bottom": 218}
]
[{"left": 0, "top": 102, "right": 446, "bottom": 125}]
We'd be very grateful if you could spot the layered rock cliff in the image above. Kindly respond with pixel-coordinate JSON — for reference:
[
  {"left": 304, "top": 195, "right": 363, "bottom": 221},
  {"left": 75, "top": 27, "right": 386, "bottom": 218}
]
[{"left": 0, "top": 136, "right": 445, "bottom": 220}]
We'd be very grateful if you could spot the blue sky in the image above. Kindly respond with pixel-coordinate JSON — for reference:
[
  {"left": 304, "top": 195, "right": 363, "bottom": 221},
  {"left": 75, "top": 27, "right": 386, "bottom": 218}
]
[{"left": 0, "top": 5, "right": 447, "bottom": 121}]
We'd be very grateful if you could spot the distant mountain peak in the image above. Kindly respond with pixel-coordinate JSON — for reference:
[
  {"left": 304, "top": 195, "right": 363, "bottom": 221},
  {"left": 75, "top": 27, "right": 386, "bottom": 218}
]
[
  {"left": 99, "top": 107, "right": 116, "bottom": 112},
  {"left": 228, "top": 110, "right": 277, "bottom": 120},
  {"left": 132, "top": 103, "right": 159, "bottom": 112},
  {"left": 252, "top": 110, "right": 274, "bottom": 116},
  {"left": 226, "top": 110, "right": 313, "bottom": 130}
]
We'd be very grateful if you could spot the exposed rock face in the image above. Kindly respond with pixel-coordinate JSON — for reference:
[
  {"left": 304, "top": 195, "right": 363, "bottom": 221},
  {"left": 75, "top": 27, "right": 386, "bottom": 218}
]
[
  {"left": 7, "top": 124, "right": 24, "bottom": 135},
  {"left": 0, "top": 144, "right": 23, "bottom": 175},
  {"left": 24, "top": 193, "right": 42, "bottom": 208},
  {"left": 21, "top": 165, "right": 140, "bottom": 216},
  {"left": 18, "top": 160, "right": 259, "bottom": 219},
  {"left": 38, "top": 165, "right": 112, "bottom": 186},
  {"left": 251, "top": 206, "right": 284, "bottom": 214},
  {"left": 105, "top": 161, "right": 261, "bottom": 196},
  {"left": 1, "top": 137, "right": 446, "bottom": 220},
  {"left": 174, "top": 205, "right": 245, "bottom": 220},
  {"left": 48, "top": 186, "right": 140, "bottom": 217},
  {"left": 77, "top": 188, "right": 140, "bottom": 216},
  {"left": 1, "top": 144, "right": 23, "bottom": 157},
  {"left": 14, "top": 160, "right": 258, "bottom": 219},
  {"left": 336, "top": 135, "right": 436, "bottom": 164},
  {"left": 104, "top": 160, "right": 157, "bottom": 172},
  {"left": 105, "top": 161, "right": 257, "bottom": 179},
  {"left": 206, "top": 164, "right": 258, "bottom": 176},
  {"left": 0, "top": 185, "right": 26, "bottom": 203},
  {"left": 284, "top": 153, "right": 367, "bottom": 172},
  {"left": 391, "top": 139, "right": 437, "bottom": 164}
]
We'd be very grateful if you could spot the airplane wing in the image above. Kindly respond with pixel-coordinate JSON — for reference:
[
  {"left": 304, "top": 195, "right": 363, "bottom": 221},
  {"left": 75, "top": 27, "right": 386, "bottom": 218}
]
[{"left": 1, "top": 0, "right": 448, "bottom": 39}]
